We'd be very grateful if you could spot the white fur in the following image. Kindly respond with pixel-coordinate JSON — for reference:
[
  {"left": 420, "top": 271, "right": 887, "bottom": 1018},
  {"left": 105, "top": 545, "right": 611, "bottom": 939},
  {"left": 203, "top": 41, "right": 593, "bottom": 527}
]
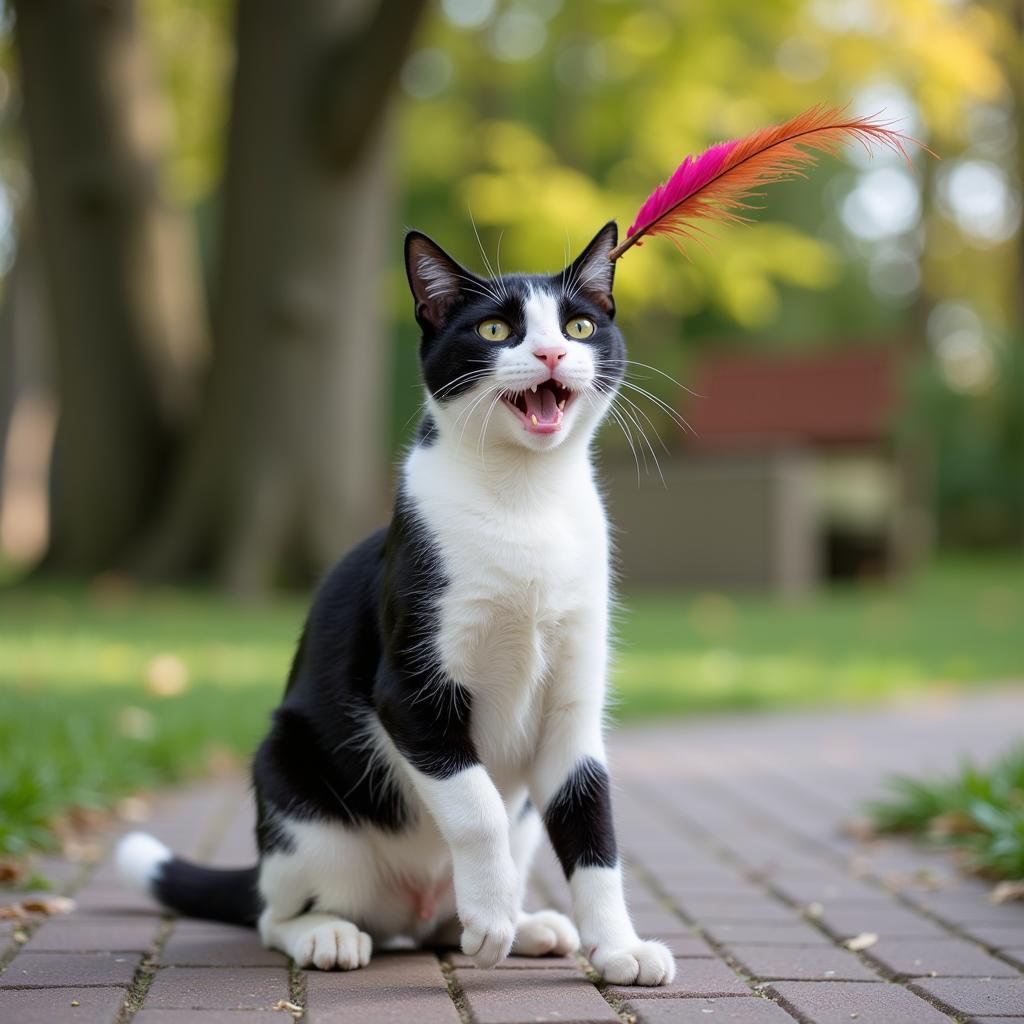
[
  {"left": 116, "top": 831, "right": 171, "bottom": 892},
  {"left": 183, "top": 280, "right": 668, "bottom": 983}
]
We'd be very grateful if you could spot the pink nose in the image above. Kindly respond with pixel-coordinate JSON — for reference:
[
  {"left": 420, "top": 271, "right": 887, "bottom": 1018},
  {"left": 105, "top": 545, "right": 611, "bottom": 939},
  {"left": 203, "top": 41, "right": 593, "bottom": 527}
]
[{"left": 533, "top": 346, "right": 566, "bottom": 372}]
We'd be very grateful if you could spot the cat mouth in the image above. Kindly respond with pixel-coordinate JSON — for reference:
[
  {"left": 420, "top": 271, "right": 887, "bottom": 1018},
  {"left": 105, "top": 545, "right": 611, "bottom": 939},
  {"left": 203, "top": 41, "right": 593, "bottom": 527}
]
[{"left": 503, "top": 380, "right": 574, "bottom": 434}]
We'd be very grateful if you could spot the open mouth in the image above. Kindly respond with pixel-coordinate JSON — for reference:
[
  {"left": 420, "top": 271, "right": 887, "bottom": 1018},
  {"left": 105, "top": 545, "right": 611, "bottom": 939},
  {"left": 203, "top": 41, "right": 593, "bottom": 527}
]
[{"left": 503, "top": 380, "right": 575, "bottom": 434}]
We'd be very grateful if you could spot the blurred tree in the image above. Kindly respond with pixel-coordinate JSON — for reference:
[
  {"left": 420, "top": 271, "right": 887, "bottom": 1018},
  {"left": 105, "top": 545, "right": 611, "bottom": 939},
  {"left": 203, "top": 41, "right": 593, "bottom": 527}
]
[
  {"left": 12, "top": 0, "right": 208, "bottom": 572},
  {"left": 137, "top": 0, "right": 426, "bottom": 593}
]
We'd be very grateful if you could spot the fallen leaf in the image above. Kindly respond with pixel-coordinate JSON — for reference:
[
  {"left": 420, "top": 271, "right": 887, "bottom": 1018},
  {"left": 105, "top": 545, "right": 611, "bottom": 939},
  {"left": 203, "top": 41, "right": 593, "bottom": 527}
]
[
  {"left": 0, "top": 904, "right": 27, "bottom": 920},
  {"left": 116, "top": 796, "right": 150, "bottom": 824},
  {"left": 145, "top": 653, "right": 189, "bottom": 698},
  {"left": 272, "top": 1000, "right": 304, "bottom": 1019},
  {"left": 929, "top": 811, "right": 981, "bottom": 838},
  {"left": 0, "top": 861, "right": 24, "bottom": 885},
  {"left": 844, "top": 932, "right": 878, "bottom": 951},
  {"left": 991, "top": 880, "right": 1024, "bottom": 905},
  {"left": 840, "top": 817, "right": 877, "bottom": 842},
  {"left": 21, "top": 896, "right": 76, "bottom": 916}
]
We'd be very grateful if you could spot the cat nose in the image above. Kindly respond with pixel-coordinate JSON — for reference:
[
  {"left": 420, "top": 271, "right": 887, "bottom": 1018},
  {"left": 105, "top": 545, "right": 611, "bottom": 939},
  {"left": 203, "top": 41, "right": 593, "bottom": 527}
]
[{"left": 533, "top": 346, "right": 566, "bottom": 372}]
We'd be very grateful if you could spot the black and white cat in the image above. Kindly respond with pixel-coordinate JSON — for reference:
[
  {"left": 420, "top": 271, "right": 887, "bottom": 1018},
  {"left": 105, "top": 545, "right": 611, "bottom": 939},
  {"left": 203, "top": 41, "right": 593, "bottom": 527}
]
[{"left": 117, "top": 222, "right": 675, "bottom": 986}]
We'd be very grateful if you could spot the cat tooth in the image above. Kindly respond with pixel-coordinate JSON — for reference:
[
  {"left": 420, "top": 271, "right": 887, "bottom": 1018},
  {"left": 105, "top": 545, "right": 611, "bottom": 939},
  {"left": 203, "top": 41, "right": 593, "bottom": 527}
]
[
  {"left": 531, "top": 385, "right": 538, "bottom": 393},
  {"left": 558, "top": 399, "right": 566, "bottom": 410},
  {"left": 530, "top": 414, "right": 538, "bottom": 425}
]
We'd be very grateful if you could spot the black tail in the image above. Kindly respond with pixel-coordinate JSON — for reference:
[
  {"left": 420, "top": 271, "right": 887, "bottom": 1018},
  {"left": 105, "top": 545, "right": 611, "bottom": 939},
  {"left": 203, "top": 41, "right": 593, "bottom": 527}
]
[{"left": 117, "top": 832, "right": 261, "bottom": 927}]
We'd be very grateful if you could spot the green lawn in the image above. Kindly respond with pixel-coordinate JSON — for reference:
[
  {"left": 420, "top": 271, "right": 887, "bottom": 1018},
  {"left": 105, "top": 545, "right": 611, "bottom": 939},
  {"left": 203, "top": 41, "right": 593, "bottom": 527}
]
[{"left": 0, "top": 557, "right": 1021, "bottom": 857}]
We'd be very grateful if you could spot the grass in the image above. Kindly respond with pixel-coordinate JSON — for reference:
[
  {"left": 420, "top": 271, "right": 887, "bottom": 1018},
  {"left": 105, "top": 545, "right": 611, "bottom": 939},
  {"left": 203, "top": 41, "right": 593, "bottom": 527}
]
[
  {"left": 867, "top": 746, "right": 1024, "bottom": 880},
  {"left": 0, "top": 556, "right": 1021, "bottom": 858}
]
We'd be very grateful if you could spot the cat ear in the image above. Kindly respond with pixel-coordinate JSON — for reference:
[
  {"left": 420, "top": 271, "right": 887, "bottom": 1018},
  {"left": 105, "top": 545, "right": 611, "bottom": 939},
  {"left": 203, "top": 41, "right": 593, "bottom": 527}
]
[
  {"left": 405, "top": 231, "right": 477, "bottom": 332},
  {"left": 561, "top": 221, "right": 618, "bottom": 318}
]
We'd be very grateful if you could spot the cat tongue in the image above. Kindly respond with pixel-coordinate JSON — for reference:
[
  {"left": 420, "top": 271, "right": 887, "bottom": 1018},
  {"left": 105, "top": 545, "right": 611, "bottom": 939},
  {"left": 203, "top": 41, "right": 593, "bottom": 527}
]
[{"left": 523, "top": 385, "right": 559, "bottom": 424}]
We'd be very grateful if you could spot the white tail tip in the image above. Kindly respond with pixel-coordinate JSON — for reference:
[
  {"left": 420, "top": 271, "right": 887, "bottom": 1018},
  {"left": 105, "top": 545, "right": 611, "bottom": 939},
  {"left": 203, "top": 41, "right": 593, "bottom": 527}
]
[{"left": 116, "top": 831, "right": 172, "bottom": 891}]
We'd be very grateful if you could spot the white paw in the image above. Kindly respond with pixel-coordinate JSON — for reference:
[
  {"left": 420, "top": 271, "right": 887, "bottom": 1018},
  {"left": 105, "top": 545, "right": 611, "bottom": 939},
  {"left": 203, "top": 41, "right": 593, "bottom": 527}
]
[
  {"left": 589, "top": 938, "right": 676, "bottom": 986},
  {"left": 512, "top": 909, "right": 580, "bottom": 957},
  {"left": 460, "top": 911, "right": 516, "bottom": 969},
  {"left": 294, "top": 920, "right": 372, "bottom": 971}
]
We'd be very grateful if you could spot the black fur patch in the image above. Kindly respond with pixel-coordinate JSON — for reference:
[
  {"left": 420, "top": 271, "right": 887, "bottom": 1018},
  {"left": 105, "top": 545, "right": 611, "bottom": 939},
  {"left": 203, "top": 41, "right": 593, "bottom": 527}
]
[
  {"left": 252, "top": 528, "right": 412, "bottom": 843},
  {"left": 153, "top": 859, "right": 262, "bottom": 926},
  {"left": 543, "top": 757, "right": 618, "bottom": 878},
  {"left": 376, "top": 496, "right": 478, "bottom": 778}
]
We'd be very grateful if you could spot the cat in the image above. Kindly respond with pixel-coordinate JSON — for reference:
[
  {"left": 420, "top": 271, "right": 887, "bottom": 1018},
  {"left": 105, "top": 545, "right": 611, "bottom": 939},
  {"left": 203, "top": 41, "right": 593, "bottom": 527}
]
[{"left": 117, "top": 222, "right": 675, "bottom": 986}]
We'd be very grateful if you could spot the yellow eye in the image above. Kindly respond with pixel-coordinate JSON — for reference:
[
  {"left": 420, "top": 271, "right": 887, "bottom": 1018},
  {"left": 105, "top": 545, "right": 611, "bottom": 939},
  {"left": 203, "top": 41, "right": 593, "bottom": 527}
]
[
  {"left": 477, "top": 319, "right": 511, "bottom": 342},
  {"left": 565, "top": 318, "right": 595, "bottom": 339}
]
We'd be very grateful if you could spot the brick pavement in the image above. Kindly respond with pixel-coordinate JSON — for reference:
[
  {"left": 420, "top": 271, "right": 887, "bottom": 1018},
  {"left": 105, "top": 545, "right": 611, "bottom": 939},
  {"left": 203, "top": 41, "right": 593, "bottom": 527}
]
[{"left": 2, "top": 690, "right": 1022, "bottom": 1023}]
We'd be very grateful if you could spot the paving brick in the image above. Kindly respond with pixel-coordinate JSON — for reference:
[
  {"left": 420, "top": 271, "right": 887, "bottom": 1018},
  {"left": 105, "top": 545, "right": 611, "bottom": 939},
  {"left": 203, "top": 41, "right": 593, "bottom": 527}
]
[
  {"left": 727, "top": 943, "right": 880, "bottom": 981},
  {"left": 865, "top": 937, "right": 1021, "bottom": 979},
  {"left": 455, "top": 966, "right": 619, "bottom": 1023},
  {"left": 446, "top": 952, "right": 577, "bottom": 969},
  {"left": 815, "top": 903, "right": 953, "bottom": 940},
  {"left": 24, "top": 916, "right": 162, "bottom": 953},
  {"left": 961, "top": 926, "right": 1024, "bottom": 950},
  {"left": 768, "top": 876, "right": 894, "bottom": 905},
  {"left": 0, "top": 986, "right": 127, "bottom": 1023},
  {"left": 303, "top": 952, "right": 460, "bottom": 1023},
  {"left": 657, "top": 932, "right": 717, "bottom": 957},
  {"left": 767, "top": 980, "right": 953, "bottom": 1023},
  {"left": 0, "top": 952, "right": 139, "bottom": 987},
  {"left": 909, "top": 977, "right": 1024, "bottom": 1016},
  {"left": 144, "top": 967, "right": 289, "bottom": 1010},
  {"left": 915, "top": 894, "right": 1024, "bottom": 928},
  {"left": 633, "top": 997, "right": 799, "bottom": 1022},
  {"left": 160, "top": 922, "right": 287, "bottom": 966},
  {"left": 70, "top": 883, "right": 162, "bottom": 914},
  {"left": 134, "top": 1012, "right": 275, "bottom": 1023},
  {"left": 703, "top": 921, "right": 832, "bottom": 947},
  {"left": 631, "top": 904, "right": 689, "bottom": 934},
  {"left": 609, "top": 957, "right": 749, "bottom": 1000},
  {"left": 676, "top": 897, "right": 802, "bottom": 924}
]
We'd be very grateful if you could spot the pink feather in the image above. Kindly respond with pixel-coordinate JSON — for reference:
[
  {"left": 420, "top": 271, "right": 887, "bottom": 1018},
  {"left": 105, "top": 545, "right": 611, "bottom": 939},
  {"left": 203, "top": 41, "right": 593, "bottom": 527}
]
[{"left": 609, "top": 104, "right": 929, "bottom": 262}]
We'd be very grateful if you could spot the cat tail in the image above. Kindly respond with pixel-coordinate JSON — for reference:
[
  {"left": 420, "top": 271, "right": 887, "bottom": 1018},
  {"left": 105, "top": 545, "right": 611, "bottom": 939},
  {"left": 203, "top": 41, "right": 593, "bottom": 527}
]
[{"left": 116, "top": 832, "right": 261, "bottom": 927}]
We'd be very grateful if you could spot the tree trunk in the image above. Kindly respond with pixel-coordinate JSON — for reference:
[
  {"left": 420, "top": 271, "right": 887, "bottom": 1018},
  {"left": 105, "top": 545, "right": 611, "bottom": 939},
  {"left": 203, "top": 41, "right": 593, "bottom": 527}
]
[
  {"left": 12, "top": 0, "right": 207, "bottom": 572},
  {"left": 0, "top": 215, "right": 57, "bottom": 568},
  {"left": 138, "top": 0, "right": 426, "bottom": 595}
]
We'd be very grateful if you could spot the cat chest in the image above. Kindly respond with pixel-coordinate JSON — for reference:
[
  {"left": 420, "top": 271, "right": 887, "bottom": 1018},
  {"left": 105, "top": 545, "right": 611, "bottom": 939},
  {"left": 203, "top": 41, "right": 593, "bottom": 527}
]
[{"left": 430, "top": 511, "right": 601, "bottom": 690}]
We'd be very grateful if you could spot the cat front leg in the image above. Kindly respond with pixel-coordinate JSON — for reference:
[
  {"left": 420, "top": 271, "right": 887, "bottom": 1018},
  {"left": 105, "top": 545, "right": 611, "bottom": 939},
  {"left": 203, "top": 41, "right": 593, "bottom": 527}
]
[
  {"left": 530, "top": 643, "right": 675, "bottom": 985},
  {"left": 377, "top": 674, "right": 519, "bottom": 968}
]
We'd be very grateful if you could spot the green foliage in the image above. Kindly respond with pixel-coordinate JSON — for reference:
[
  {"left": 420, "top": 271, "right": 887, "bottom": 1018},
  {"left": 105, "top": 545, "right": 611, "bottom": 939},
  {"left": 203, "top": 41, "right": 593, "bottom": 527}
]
[
  {"left": 903, "top": 333, "right": 1024, "bottom": 547},
  {"left": 867, "top": 746, "right": 1024, "bottom": 880}
]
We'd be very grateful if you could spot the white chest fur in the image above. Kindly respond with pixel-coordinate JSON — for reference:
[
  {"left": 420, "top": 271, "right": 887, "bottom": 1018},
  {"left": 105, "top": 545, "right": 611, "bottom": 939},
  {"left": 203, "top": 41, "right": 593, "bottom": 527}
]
[{"left": 404, "top": 439, "right": 609, "bottom": 773}]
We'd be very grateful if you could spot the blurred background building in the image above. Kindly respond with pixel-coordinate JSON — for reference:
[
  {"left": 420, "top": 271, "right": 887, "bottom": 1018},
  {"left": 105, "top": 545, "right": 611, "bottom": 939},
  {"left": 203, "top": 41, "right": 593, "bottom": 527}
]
[{"left": 0, "top": 0, "right": 1021, "bottom": 596}]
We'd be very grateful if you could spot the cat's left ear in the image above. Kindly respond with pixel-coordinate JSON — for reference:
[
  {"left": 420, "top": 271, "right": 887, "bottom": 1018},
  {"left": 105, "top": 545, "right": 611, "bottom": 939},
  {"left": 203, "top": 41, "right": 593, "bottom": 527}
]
[{"left": 561, "top": 221, "right": 618, "bottom": 318}]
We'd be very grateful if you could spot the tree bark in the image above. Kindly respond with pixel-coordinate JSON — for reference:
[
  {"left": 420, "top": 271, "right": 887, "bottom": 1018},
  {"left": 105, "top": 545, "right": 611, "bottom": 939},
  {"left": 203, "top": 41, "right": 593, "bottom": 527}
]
[
  {"left": 12, "top": 0, "right": 207, "bottom": 572},
  {"left": 137, "top": 0, "right": 427, "bottom": 595}
]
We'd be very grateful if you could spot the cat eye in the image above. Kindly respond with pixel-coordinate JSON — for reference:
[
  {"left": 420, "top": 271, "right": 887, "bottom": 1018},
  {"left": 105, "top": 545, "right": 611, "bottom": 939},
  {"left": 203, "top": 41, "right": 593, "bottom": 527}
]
[
  {"left": 564, "top": 317, "right": 595, "bottom": 340},
  {"left": 477, "top": 319, "right": 511, "bottom": 342}
]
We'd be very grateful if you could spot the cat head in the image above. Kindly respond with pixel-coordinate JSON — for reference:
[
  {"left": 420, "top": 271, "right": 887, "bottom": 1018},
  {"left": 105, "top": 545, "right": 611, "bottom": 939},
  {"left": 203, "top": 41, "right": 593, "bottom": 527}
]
[{"left": 404, "top": 223, "right": 625, "bottom": 453}]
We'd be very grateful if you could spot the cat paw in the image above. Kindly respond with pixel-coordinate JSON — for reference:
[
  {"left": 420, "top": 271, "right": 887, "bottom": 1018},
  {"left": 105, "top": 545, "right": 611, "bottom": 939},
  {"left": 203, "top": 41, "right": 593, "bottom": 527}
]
[
  {"left": 589, "top": 938, "right": 675, "bottom": 986},
  {"left": 460, "top": 912, "right": 517, "bottom": 968},
  {"left": 512, "top": 909, "right": 580, "bottom": 956},
  {"left": 293, "top": 920, "right": 372, "bottom": 971}
]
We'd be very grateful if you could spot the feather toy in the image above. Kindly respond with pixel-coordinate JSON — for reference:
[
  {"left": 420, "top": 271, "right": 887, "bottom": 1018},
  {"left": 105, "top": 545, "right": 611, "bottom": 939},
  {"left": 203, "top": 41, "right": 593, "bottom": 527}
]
[{"left": 608, "top": 104, "right": 927, "bottom": 263}]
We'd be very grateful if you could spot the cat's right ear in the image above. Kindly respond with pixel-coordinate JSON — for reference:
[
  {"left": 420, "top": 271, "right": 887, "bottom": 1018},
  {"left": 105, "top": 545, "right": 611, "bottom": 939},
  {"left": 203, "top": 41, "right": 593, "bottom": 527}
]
[{"left": 404, "top": 231, "right": 474, "bottom": 333}]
